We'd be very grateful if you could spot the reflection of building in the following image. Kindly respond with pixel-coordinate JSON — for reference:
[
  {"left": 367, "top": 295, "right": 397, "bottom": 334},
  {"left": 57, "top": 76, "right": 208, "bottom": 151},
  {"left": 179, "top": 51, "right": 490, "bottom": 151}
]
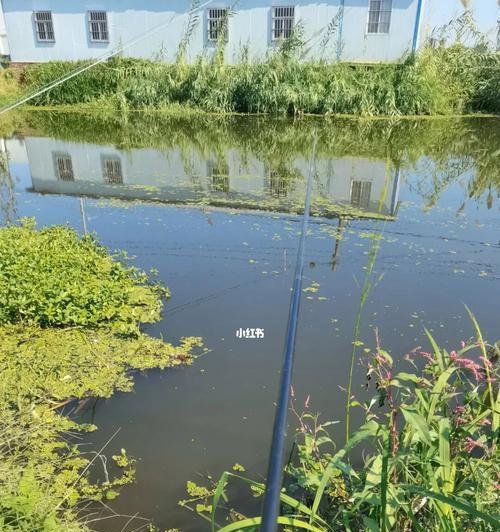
[
  {"left": 3, "top": 1, "right": 426, "bottom": 64},
  {"left": 12, "top": 135, "right": 400, "bottom": 217}
]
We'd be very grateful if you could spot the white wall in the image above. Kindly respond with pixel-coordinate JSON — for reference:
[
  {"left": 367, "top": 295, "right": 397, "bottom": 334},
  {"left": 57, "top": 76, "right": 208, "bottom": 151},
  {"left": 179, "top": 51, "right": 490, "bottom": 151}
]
[
  {"left": 3, "top": 0, "right": 422, "bottom": 63},
  {"left": 0, "top": 3, "right": 10, "bottom": 56},
  {"left": 23, "top": 136, "right": 398, "bottom": 215}
]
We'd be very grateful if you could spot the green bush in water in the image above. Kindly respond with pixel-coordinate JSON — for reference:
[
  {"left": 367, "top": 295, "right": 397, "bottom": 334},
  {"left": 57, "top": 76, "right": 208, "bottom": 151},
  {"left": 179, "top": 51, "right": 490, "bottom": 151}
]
[
  {"left": 0, "top": 218, "right": 166, "bottom": 331},
  {"left": 0, "top": 219, "right": 202, "bottom": 531}
]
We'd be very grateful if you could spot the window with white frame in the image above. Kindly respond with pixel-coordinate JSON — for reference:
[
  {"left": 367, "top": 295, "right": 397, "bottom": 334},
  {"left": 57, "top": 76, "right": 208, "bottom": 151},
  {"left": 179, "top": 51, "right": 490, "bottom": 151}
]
[
  {"left": 367, "top": 0, "right": 392, "bottom": 34},
  {"left": 34, "top": 11, "right": 55, "bottom": 42},
  {"left": 102, "top": 156, "right": 123, "bottom": 184},
  {"left": 53, "top": 153, "right": 74, "bottom": 181},
  {"left": 272, "top": 6, "right": 295, "bottom": 40},
  {"left": 88, "top": 11, "right": 109, "bottom": 42},
  {"left": 207, "top": 8, "right": 229, "bottom": 42}
]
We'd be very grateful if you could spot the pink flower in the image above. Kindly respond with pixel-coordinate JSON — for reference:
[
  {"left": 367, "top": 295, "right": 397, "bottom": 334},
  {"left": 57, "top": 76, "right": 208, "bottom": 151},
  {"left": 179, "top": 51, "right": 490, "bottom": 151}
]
[
  {"left": 304, "top": 395, "right": 310, "bottom": 409},
  {"left": 452, "top": 356, "right": 484, "bottom": 381},
  {"left": 479, "top": 418, "right": 491, "bottom": 427},
  {"left": 480, "top": 356, "right": 493, "bottom": 369},
  {"left": 418, "top": 351, "right": 434, "bottom": 363},
  {"left": 464, "top": 437, "right": 486, "bottom": 453},
  {"left": 461, "top": 341, "right": 466, "bottom": 348}
]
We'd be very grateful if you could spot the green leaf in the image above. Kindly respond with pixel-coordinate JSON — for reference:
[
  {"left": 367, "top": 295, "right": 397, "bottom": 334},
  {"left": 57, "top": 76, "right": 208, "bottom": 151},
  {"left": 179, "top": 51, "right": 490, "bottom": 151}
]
[
  {"left": 401, "top": 406, "right": 433, "bottom": 446},
  {"left": 401, "top": 485, "right": 500, "bottom": 528},
  {"left": 218, "top": 516, "right": 327, "bottom": 532}
]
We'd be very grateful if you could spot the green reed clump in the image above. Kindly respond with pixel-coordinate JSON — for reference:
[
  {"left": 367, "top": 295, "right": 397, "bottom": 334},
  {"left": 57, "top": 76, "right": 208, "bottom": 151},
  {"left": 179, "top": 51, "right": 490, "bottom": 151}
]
[
  {"left": 0, "top": 218, "right": 201, "bottom": 531},
  {"left": 183, "top": 324, "right": 500, "bottom": 531},
  {"left": 18, "top": 42, "right": 500, "bottom": 116}
]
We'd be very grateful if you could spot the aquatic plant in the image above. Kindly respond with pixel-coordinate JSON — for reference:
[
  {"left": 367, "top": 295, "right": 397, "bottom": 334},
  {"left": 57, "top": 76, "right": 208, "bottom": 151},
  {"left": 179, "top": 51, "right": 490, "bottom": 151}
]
[
  {"left": 182, "top": 323, "right": 500, "bottom": 531},
  {"left": 0, "top": 219, "right": 201, "bottom": 530}
]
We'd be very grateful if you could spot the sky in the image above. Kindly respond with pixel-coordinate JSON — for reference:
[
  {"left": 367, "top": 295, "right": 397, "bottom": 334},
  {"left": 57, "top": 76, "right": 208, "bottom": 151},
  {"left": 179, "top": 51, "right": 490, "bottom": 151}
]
[{"left": 425, "top": 0, "right": 499, "bottom": 43}]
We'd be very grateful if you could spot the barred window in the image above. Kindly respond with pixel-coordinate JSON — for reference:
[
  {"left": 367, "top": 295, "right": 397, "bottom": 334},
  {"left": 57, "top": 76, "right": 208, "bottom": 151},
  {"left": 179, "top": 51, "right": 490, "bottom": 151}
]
[
  {"left": 102, "top": 157, "right": 123, "bottom": 184},
  {"left": 268, "top": 170, "right": 289, "bottom": 198},
  {"left": 367, "top": 0, "right": 392, "bottom": 34},
  {"left": 208, "top": 160, "right": 229, "bottom": 193},
  {"left": 89, "top": 11, "right": 109, "bottom": 42},
  {"left": 350, "top": 181, "right": 372, "bottom": 210},
  {"left": 53, "top": 153, "right": 74, "bottom": 181},
  {"left": 34, "top": 11, "right": 55, "bottom": 42},
  {"left": 207, "top": 8, "right": 228, "bottom": 42},
  {"left": 272, "top": 6, "right": 295, "bottom": 40}
]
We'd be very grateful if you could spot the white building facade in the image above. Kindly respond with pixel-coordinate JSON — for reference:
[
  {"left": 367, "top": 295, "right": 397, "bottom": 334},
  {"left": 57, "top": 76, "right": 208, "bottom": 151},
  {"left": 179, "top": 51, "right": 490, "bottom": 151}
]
[{"left": 2, "top": 0, "right": 426, "bottom": 64}]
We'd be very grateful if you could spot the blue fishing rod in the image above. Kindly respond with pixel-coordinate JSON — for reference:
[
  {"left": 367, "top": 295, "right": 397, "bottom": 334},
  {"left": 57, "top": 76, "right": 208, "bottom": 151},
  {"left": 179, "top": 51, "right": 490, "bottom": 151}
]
[{"left": 260, "top": 135, "right": 318, "bottom": 531}]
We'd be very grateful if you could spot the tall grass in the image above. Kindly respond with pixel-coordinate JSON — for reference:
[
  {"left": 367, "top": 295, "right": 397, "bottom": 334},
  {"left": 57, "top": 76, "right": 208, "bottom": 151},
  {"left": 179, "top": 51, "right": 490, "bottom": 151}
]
[{"left": 18, "top": 43, "right": 499, "bottom": 116}]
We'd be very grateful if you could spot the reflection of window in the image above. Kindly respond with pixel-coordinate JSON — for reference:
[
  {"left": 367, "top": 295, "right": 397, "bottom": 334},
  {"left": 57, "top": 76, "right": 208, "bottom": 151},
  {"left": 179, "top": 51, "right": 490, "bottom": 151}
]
[
  {"left": 351, "top": 180, "right": 372, "bottom": 209},
  {"left": 34, "top": 11, "right": 55, "bottom": 42},
  {"left": 272, "top": 6, "right": 295, "bottom": 40},
  {"left": 102, "top": 156, "right": 123, "bottom": 184},
  {"left": 207, "top": 8, "right": 228, "bottom": 41},
  {"left": 367, "top": 0, "right": 392, "bottom": 34},
  {"left": 88, "top": 11, "right": 109, "bottom": 42},
  {"left": 53, "top": 152, "right": 74, "bottom": 181},
  {"left": 268, "top": 170, "right": 289, "bottom": 198},
  {"left": 208, "top": 160, "right": 229, "bottom": 193}
]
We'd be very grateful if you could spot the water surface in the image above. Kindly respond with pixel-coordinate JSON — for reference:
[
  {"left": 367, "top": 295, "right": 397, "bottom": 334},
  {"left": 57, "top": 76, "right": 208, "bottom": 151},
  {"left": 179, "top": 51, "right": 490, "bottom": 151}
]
[{"left": 1, "top": 113, "right": 499, "bottom": 530}]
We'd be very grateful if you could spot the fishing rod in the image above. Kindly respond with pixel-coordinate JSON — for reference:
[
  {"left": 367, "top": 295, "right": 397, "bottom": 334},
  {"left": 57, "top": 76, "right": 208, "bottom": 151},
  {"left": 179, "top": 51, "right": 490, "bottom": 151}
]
[
  {"left": 0, "top": 0, "right": 216, "bottom": 116},
  {"left": 260, "top": 135, "right": 318, "bottom": 531}
]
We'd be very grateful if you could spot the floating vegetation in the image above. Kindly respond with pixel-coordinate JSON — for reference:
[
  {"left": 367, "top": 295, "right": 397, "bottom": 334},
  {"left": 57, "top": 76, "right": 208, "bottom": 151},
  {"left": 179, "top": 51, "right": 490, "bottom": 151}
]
[{"left": 0, "top": 219, "right": 201, "bottom": 530}]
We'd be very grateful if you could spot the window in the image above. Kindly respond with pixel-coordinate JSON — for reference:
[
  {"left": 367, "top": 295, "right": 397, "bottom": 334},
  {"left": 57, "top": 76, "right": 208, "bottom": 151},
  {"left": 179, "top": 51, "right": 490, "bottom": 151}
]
[
  {"left": 268, "top": 170, "right": 289, "bottom": 198},
  {"left": 88, "top": 11, "right": 109, "bottom": 42},
  {"left": 350, "top": 181, "right": 372, "bottom": 210},
  {"left": 102, "top": 156, "right": 123, "bottom": 184},
  {"left": 34, "top": 11, "right": 55, "bottom": 42},
  {"left": 207, "top": 8, "right": 228, "bottom": 42},
  {"left": 208, "top": 160, "right": 229, "bottom": 193},
  {"left": 53, "top": 153, "right": 74, "bottom": 181},
  {"left": 367, "top": 0, "right": 392, "bottom": 34},
  {"left": 272, "top": 6, "right": 295, "bottom": 40}
]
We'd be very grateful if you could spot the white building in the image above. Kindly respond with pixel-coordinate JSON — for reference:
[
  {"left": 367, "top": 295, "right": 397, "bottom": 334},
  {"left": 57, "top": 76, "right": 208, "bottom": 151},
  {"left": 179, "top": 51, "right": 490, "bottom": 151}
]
[
  {"left": 10, "top": 135, "right": 400, "bottom": 217},
  {"left": 1, "top": 1, "right": 426, "bottom": 64}
]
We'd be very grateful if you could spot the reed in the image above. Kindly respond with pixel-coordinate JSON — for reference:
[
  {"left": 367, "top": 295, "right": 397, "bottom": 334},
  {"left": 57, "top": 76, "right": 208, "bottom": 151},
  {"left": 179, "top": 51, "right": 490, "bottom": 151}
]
[{"left": 17, "top": 43, "right": 499, "bottom": 116}]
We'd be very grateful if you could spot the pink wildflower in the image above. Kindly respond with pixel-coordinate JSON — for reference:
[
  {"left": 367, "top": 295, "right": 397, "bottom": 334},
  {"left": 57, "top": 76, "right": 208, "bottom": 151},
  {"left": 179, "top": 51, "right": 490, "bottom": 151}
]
[
  {"left": 464, "top": 437, "right": 486, "bottom": 453},
  {"left": 461, "top": 341, "right": 466, "bottom": 348},
  {"left": 480, "top": 356, "right": 493, "bottom": 369},
  {"left": 452, "top": 356, "right": 484, "bottom": 381},
  {"left": 479, "top": 418, "right": 491, "bottom": 427},
  {"left": 418, "top": 351, "right": 434, "bottom": 363}
]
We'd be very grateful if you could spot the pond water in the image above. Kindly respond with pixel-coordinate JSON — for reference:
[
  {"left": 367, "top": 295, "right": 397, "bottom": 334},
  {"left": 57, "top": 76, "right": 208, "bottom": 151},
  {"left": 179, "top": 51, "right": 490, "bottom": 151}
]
[{"left": 1, "top": 113, "right": 499, "bottom": 531}]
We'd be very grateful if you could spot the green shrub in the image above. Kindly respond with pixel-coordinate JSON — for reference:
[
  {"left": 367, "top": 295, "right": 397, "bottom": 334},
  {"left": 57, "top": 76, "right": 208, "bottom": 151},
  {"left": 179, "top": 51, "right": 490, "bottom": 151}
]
[{"left": 0, "top": 218, "right": 166, "bottom": 331}]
